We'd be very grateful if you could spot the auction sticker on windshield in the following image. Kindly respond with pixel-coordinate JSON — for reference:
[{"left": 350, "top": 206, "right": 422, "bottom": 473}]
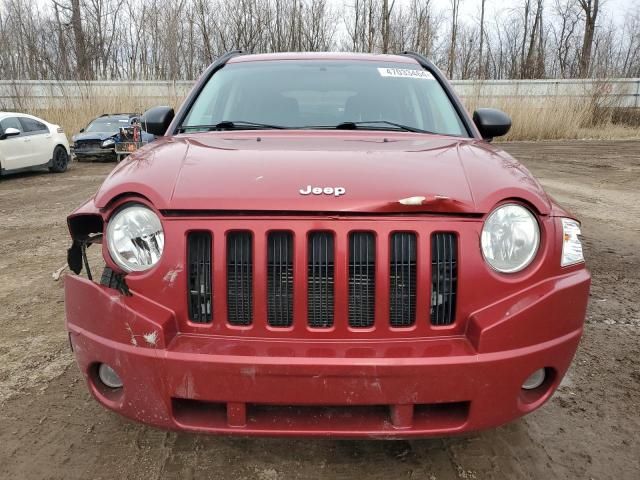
[{"left": 377, "top": 67, "right": 434, "bottom": 79}]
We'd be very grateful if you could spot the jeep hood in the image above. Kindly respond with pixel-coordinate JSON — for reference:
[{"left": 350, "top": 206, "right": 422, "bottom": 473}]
[{"left": 93, "top": 131, "right": 550, "bottom": 215}]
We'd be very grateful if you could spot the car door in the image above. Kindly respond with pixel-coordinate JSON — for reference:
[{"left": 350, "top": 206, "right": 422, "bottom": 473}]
[
  {"left": 0, "top": 117, "right": 30, "bottom": 171},
  {"left": 19, "top": 117, "right": 52, "bottom": 166}
]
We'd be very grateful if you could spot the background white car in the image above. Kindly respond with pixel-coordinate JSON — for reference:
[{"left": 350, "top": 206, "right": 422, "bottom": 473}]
[{"left": 0, "top": 112, "right": 70, "bottom": 175}]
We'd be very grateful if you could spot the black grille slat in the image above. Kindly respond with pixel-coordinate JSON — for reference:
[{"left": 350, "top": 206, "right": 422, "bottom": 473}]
[
  {"left": 267, "top": 232, "right": 294, "bottom": 327},
  {"left": 187, "top": 232, "right": 212, "bottom": 323},
  {"left": 389, "top": 232, "right": 417, "bottom": 327},
  {"left": 431, "top": 233, "right": 457, "bottom": 326},
  {"left": 227, "top": 232, "right": 253, "bottom": 326},
  {"left": 188, "top": 228, "right": 457, "bottom": 330},
  {"left": 349, "top": 232, "right": 375, "bottom": 328},
  {"left": 308, "top": 232, "right": 334, "bottom": 328}
]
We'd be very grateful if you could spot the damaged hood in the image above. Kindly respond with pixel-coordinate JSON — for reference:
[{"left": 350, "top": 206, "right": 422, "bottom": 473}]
[
  {"left": 72, "top": 131, "right": 117, "bottom": 143},
  {"left": 94, "top": 131, "right": 551, "bottom": 215}
]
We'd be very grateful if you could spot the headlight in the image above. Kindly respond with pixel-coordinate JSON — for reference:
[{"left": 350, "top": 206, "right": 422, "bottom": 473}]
[
  {"left": 102, "top": 138, "right": 115, "bottom": 148},
  {"left": 106, "top": 204, "right": 164, "bottom": 272},
  {"left": 561, "top": 218, "right": 584, "bottom": 266},
  {"left": 481, "top": 204, "right": 540, "bottom": 273}
]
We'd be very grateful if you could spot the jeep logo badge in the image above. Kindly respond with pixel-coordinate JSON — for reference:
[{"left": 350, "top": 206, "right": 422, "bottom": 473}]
[{"left": 299, "top": 185, "right": 346, "bottom": 197}]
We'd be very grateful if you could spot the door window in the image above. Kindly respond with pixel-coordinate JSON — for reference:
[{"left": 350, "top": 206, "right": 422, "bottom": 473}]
[{"left": 19, "top": 117, "right": 48, "bottom": 135}]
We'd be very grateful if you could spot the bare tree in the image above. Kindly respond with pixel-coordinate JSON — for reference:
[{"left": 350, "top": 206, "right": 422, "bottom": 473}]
[
  {"left": 551, "top": 0, "right": 581, "bottom": 77},
  {"left": 0, "top": 0, "right": 635, "bottom": 81},
  {"left": 523, "top": 0, "right": 544, "bottom": 78},
  {"left": 70, "top": 0, "right": 92, "bottom": 79},
  {"left": 578, "top": 0, "right": 599, "bottom": 77},
  {"left": 381, "top": 0, "right": 395, "bottom": 53},
  {"left": 478, "top": 0, "right": 486, "bottom": 78}
]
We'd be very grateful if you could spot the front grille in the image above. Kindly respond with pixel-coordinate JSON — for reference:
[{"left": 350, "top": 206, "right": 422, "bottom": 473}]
[
  {"left": 187, "top": 232, "right": 212, "bottom": 323},
  {"left": 389, "top": 232, "right": 417, "bottom": 327},
  {"left": 307, "top": 232, "right": 334, "bottom": 328},
  {"left": 349, "top": 232, "right": 375, "bottom": 328},
  {"left": 227, "top": 231, "right": 253, "bottom": 326},
  {"left": 74, "top": 140, "right": 102, "bottom": 150},
  {"left": 267, "top": 232, "right": 294, "bottom": 327},
  {"left": 184, "top": 225, "right": 459, "bottom": 331},
  {"left": 431, "top": 233, "right": 458, "bottom": 325}
]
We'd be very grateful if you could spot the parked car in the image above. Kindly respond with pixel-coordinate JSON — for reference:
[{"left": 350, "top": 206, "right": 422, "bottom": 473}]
[
  {"left": 64, "top": 52, "right": 590, "bottom": 438},
  {"left": 72, "top": 113, "right": 153, "bottom": 162},
  {"left": 0, "top": 112, "right": 70, "bottom": 175}
]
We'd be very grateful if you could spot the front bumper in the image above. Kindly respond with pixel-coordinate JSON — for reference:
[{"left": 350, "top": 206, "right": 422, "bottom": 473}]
[
  {"left": 73, "top": 148, "right": 116, "bottom": 161},
  {"left": 65, "top": 268, "right": 589, "bottom": 438}
]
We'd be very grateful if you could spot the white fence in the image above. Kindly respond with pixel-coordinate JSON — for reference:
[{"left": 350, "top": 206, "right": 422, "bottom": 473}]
[
  {"left": 0, "top": 81, "right": 190, "bottom": 110},
  {"left": 1, "top": 78, "right": 639, "bottom": 110},
  {"left": 452, "top": 79, "right": 640, "bottom": 108}
]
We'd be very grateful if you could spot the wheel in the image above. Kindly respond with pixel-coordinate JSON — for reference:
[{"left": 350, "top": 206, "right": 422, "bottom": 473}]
[{"left": 49, "top": 145, "right": 69, "bottom": 173}]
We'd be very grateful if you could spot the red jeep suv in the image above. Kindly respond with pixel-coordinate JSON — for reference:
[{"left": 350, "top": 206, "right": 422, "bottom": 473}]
[{"left": 64, "top": 52, "right": 590, "bottom": 438}]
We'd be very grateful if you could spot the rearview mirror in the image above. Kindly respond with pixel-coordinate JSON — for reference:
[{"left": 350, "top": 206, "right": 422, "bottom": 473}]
[
  {"left": 473, "top": 108, "right": 511, "bottom": 141},
  {"left": 141, "top": 106, "right": 175, "bottom": 136},
  {"left": 0, "top": 127, "right": 21, "bottom": 140},
  {"left": 79, "top": 128, "right": 85, "bottom": 133}
]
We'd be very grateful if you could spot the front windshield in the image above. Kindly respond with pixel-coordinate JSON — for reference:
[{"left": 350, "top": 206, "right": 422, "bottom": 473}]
[
  {"left": 86, "top": 118, "right": 130, "bottom": 133},
  {"left": 181, "top": 60, "right": 468, "bottom": 136}
]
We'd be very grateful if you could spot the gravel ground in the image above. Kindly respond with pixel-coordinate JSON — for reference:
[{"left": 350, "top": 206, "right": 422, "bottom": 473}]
[{"left": 0, "top": 140, "right": 638, "bottom": 479}]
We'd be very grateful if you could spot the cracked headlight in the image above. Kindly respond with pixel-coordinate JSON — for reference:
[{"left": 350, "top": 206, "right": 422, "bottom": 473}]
[
  {"left": 106, "top": 204, "right": 164, "bottom": 272},
  {"left": 102, "top": 138, "right": 115, "bottom": 148},
  {"left": 561, "top": 218, "right": 584, "bottom": 266},
  {"left": 481, "top": 204, "right": 540, "bottom": 273}
]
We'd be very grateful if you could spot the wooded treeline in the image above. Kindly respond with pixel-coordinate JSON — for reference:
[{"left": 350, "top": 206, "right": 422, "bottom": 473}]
[{"left": 0, "top": 0, "right": 638, "bottom": 81}]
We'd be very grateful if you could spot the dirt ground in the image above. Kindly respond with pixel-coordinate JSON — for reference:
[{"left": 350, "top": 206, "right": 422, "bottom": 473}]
[{"left": 0, "top": 140, "right": 638, "bottom": 479}]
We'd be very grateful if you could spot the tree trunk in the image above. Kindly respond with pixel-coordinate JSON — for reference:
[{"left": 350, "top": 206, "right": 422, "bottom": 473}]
[
  {"left": 381, "top": 0, "right": 394, "bottom": 54},
  {"left": 579, "top": 0, "right": 599, "bottom": 78},
  {"left": 521, "top": 0, "right": 531, "bottom": 78},
  {"left": 524, "top": 0, "right": 542, "bottom": 78},
  {"left": 53, "top": 3, "right": 69, "bottom": 79},
  {"left": 479, "top": 0, "right": 486, "bottom": 79},
  {"left": 448, "top": 0, "right": 459, "bottom": 78},
  {"left": 71, "top": 0, "right": 91, "bottom": 80}
]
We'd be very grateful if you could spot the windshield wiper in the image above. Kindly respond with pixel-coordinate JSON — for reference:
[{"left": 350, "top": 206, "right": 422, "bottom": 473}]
[
  {"left": 178, "top": 120, "right": 288, "bottom": 133},
  {"left": 332, "top": 121, "right": 432, "bottom": 133}
]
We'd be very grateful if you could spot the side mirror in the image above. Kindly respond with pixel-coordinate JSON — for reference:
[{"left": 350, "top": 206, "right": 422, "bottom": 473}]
[
  {"left": 473, "top": 108, "right": 511, "bottom": 141},
  {"left": 141, "top": 106, "right": 175, "bottom": 136},
  {"left": 79, "top": 128, "right": 85, "bottom": 133},
  {"left": 0, "top": 127, "right": 21, "bottom": 140}
]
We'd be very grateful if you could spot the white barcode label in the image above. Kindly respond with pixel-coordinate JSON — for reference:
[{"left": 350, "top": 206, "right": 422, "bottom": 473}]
[{"left": 377, "top": 67, "right": 434, "bottom": 79}]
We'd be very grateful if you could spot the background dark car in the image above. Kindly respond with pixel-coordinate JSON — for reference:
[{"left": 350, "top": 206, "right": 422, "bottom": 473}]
[{"left": 72, "top": 114, "right": 154, "bottom": 162}]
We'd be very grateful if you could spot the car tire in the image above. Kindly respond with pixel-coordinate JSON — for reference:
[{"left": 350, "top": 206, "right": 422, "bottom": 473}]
[{"left": 49, "top": 145, "right": 69, "bottom": 173}]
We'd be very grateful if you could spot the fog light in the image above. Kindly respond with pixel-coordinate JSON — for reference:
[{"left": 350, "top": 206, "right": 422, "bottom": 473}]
[
  {"left": 98, "top": 363, "right": 123, "bottom": 389},
  {"left": 522, "top": 368, "right": 546, "bottom": 390}
]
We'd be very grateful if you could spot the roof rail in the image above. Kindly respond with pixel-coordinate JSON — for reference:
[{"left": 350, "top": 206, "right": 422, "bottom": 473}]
[
  {"left": 99, "top": 112, "right": 139, "bottom": 117},
  {"left": 399, "top": 51, "right": 439, "bottom": 71}
]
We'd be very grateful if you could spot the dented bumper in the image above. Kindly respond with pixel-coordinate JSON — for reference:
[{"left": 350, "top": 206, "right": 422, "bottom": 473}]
[{"left": 65, "top": 268, "right": 590, "bottom": 438}]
